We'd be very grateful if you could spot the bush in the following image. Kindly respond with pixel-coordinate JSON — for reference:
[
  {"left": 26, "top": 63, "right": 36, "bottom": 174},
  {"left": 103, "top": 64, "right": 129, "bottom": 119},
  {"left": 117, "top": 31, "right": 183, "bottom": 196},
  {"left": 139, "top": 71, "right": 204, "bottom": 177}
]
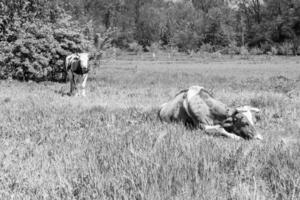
[
  {"left": 199, "top": 43, "right": 214, "bottom": 53},
  {"left": 277, "top": 42, "right": 294, "bottom": 56},
  {"left": 112, "top": 31, "right": 135, "bottom": 49},
  {"left": 240, "top": 46, "right": 250, "bottom": 59},
  {"left": 220, "top": 42, "right": 240, "bottom": 55},
  {"left": 0, "top": 18, "right": 94, "bottom": 82},
  {"left": 249, "top": 47, "right": 264, "bottom": 55},
  {"left": 270, "top": 46, "right": 278, "bottom": 55},
  {"left": 128, "top": 42, "right": 143, "bottom": 54},
  {"left": 147, "top": 42, "right": 161, "bottom": 53}
]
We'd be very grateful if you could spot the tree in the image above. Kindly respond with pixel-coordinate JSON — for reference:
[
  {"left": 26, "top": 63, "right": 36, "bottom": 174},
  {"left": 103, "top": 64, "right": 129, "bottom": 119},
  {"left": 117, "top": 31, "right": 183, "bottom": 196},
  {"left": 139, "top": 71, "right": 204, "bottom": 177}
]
[{"left": 191, "top": 0, "right": 225, "bottom": 13}]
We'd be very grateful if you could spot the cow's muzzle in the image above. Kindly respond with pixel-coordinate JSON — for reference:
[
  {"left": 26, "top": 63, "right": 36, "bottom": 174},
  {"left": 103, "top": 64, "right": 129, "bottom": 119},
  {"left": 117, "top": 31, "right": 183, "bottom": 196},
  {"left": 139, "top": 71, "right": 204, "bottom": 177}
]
[{"left": 81, "top": 68, "right": 89, "bottom": 74}]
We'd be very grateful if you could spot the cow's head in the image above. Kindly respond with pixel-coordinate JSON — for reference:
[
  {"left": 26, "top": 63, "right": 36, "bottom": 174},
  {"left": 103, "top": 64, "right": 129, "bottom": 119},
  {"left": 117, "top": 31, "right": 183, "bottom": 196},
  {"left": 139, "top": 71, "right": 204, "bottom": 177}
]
[
  {"left": 236, "top": 106, "right": 261, "bottom": 125},
  {"left": 79, "top": 53, "right": 89, "bottom": 69},
  {"left": 223, "top": 107, "right": 263, "bottom": 140}
]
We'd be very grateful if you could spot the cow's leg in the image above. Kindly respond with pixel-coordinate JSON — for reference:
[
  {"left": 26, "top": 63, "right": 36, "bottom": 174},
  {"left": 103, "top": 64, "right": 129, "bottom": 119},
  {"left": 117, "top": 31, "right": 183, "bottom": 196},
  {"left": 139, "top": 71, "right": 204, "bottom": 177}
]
[
  {"left": 81, "top": 74, "right": 88, "bottom": 97},
  {"left": 73, "top": 73, "right": 80, "bottom": 96},
  {"left": 203, "top": 124, "right": 242, "bottom": 140},
  {"left": 68, "top": 70, "right": 76, "bottom": 96},
  {"left": 74, "top": 74, "right": 80, "bottom": 96}
]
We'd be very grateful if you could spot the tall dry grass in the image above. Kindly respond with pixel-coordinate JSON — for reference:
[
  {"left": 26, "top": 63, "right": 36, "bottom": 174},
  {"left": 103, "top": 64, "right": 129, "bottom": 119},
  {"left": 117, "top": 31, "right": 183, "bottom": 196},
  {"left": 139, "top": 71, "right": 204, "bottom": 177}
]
[{"left": 1, "top": 56, "right": 300, "bottom": 199}]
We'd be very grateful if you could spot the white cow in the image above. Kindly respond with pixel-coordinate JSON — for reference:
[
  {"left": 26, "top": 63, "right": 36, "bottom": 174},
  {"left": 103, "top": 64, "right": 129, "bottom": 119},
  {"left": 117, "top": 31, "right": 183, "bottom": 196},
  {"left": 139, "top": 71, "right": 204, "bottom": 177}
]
[
  {"left": 158, "top": 86, "right": 263, "bottom": 140},
  {"left": 65, "top": 53, "right": 90, "bottom": 96}
]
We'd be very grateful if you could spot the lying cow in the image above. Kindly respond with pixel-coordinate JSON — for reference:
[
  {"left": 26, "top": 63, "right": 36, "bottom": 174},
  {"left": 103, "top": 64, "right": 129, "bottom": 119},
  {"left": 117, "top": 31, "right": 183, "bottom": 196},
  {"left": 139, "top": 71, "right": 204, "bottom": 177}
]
[
  {"left": 65, "top": 53, "right": 91, "bottom": 96},
  {"left": 158, "top": 86, "right": 262, "bottom": 140}
]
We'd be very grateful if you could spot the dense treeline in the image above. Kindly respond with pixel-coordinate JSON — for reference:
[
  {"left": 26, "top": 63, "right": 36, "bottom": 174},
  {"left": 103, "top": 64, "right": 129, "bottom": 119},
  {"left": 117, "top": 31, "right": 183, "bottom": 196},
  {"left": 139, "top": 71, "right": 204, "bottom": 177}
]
[
  {"left": 65, "top": 0, "right": 300, "bottom": 54},
  {"left": 0, "top": 0, "right": 300, "bottom": 81}
]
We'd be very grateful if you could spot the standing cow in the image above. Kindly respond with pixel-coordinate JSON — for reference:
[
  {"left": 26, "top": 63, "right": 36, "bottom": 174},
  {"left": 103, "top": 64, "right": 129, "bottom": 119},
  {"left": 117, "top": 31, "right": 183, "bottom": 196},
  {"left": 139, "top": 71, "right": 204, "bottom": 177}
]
[
  {"left": 158, "top": 85, "right": 263, "bottom": 140},
  {"left": 65, "top": 53, "right": 90, "bottom": 96}
]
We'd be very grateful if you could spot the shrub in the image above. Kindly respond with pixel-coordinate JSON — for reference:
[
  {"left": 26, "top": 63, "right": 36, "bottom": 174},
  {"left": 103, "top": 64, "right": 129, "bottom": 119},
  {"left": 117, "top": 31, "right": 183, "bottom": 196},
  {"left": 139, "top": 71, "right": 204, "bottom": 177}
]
[
  {"left": 0, "top": 17, "right": 96, "bottom": 82},
  {"left": 240, "top": 46, "right": 250, "bottom": 59},
  {"left": 259, "top": 42, "right": 273, "bottom": 54},
  {"left": 128, "top": 42, "right": 143, "bottom": 54},
  {"left": 220, "top": 42, "right": 240, "bottom": 55},
  {"left": 112, "top": 31, "right": 135, "bottom": 49},
  {"left": 199, "top": 43, "right": 214, "bottom": 53},
  {"left": 277, "top": 42, "right": 294, "bottom": 56},
  {"left": 249, "top": 47, "right": 264, "bottom": 55},
  {"left": 270, "top": 46, "right": 278, "bottom": 55},
  {"left": 148, "top": 42, "right": 161, "bottom": 53}
]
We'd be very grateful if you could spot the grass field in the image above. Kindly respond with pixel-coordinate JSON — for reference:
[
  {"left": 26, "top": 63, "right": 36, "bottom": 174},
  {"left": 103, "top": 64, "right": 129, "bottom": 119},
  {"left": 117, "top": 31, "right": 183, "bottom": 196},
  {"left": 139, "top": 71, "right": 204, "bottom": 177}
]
[{"left": 1, "top": 55, "right": 300, "bottom": 199}]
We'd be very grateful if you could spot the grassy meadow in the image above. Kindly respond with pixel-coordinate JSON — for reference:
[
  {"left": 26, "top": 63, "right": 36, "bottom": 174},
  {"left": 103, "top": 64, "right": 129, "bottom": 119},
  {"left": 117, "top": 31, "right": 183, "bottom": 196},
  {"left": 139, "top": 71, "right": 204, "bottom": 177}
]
[{"left": 1, "top": 55, "right": 300, "bottom": 199}]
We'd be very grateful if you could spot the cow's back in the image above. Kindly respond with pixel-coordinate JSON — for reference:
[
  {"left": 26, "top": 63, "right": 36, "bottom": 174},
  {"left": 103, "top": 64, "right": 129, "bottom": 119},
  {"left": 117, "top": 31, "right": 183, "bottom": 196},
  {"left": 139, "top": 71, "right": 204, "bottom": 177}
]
[
  {"left": 158, "top": 91, "right": 190, "bottom": 123},
  {"left": 203, "top": 98, "right": 230, "bottom": 123},
  {"left": 184, "top": 86, "right": 231, "bottom": 126},
  {"left": 186, "top": 91, "right": 213, "bottom": 125}
]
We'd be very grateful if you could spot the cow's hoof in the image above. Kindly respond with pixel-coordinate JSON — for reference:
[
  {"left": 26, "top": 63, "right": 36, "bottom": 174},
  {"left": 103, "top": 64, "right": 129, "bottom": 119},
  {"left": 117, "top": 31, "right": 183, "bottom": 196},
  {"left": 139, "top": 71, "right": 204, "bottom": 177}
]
[
  {"left": 231, "top": 135, "right": 241, "bottom": 140},
  {"left": 67, "top": 92, "right": 77, "bottom": 97},
  {"left": 254, "top": 134, "right": 263, "bottom": 140}
]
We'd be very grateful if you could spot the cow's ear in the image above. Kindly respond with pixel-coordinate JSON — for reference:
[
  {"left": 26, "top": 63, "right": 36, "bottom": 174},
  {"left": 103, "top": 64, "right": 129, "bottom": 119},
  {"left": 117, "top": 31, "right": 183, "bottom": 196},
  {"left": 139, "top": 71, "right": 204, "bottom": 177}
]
[{"left": 236, "top": 107, "right": 248, "bottom": 113}]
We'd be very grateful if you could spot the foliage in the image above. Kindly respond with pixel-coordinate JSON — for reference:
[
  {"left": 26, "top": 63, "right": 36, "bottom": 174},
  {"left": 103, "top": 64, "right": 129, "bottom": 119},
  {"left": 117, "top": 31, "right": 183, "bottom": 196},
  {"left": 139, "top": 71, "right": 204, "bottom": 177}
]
[
  {"left": 60, "top": 0, "right": 300, "bottom": 54},
  {"left": 1, "top": 0, "right": 300, "bottom": 81},
  {"left": 276, "top": 41, "right": 295, "bottom": 55},
  {"left": 0, "top": 0, "right": 113, "bottom": 81},
  {"left": 249, "top": 47, "right": 264, "bottom": 55},
  {"left": 128, "top": 42, "right": 143, "bottom": 54},
  {"left": 0, "top": 19, "right": 92, "bottom": 81}
]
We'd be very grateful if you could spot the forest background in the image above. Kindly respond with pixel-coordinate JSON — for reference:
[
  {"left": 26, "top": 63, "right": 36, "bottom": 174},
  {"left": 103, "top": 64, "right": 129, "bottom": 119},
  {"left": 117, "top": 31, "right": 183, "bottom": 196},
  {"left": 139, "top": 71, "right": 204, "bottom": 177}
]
[{"left": 0, "top": 0, "right": 300, "bottom": 81}]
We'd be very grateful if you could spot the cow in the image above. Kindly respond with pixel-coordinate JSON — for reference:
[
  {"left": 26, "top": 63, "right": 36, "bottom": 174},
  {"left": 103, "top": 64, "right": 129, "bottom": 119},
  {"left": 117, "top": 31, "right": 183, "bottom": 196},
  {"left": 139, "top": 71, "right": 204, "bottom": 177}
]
[
  {"left": 158, "top": 86, "right": 263, "bottom": 140},
  {"left": 65, "top": 53, "right": 90, "bottom": 96}
]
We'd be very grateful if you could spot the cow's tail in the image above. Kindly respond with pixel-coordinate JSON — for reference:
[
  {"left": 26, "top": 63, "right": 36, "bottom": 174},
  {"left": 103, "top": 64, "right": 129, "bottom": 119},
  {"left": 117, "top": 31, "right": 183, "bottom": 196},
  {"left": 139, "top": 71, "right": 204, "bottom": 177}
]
[
  {"left": 157, "top": 109, "right": 162, "bottom": 122},
  {"left": 157, "top": 104, "right": 163, "bottom": 122}
]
